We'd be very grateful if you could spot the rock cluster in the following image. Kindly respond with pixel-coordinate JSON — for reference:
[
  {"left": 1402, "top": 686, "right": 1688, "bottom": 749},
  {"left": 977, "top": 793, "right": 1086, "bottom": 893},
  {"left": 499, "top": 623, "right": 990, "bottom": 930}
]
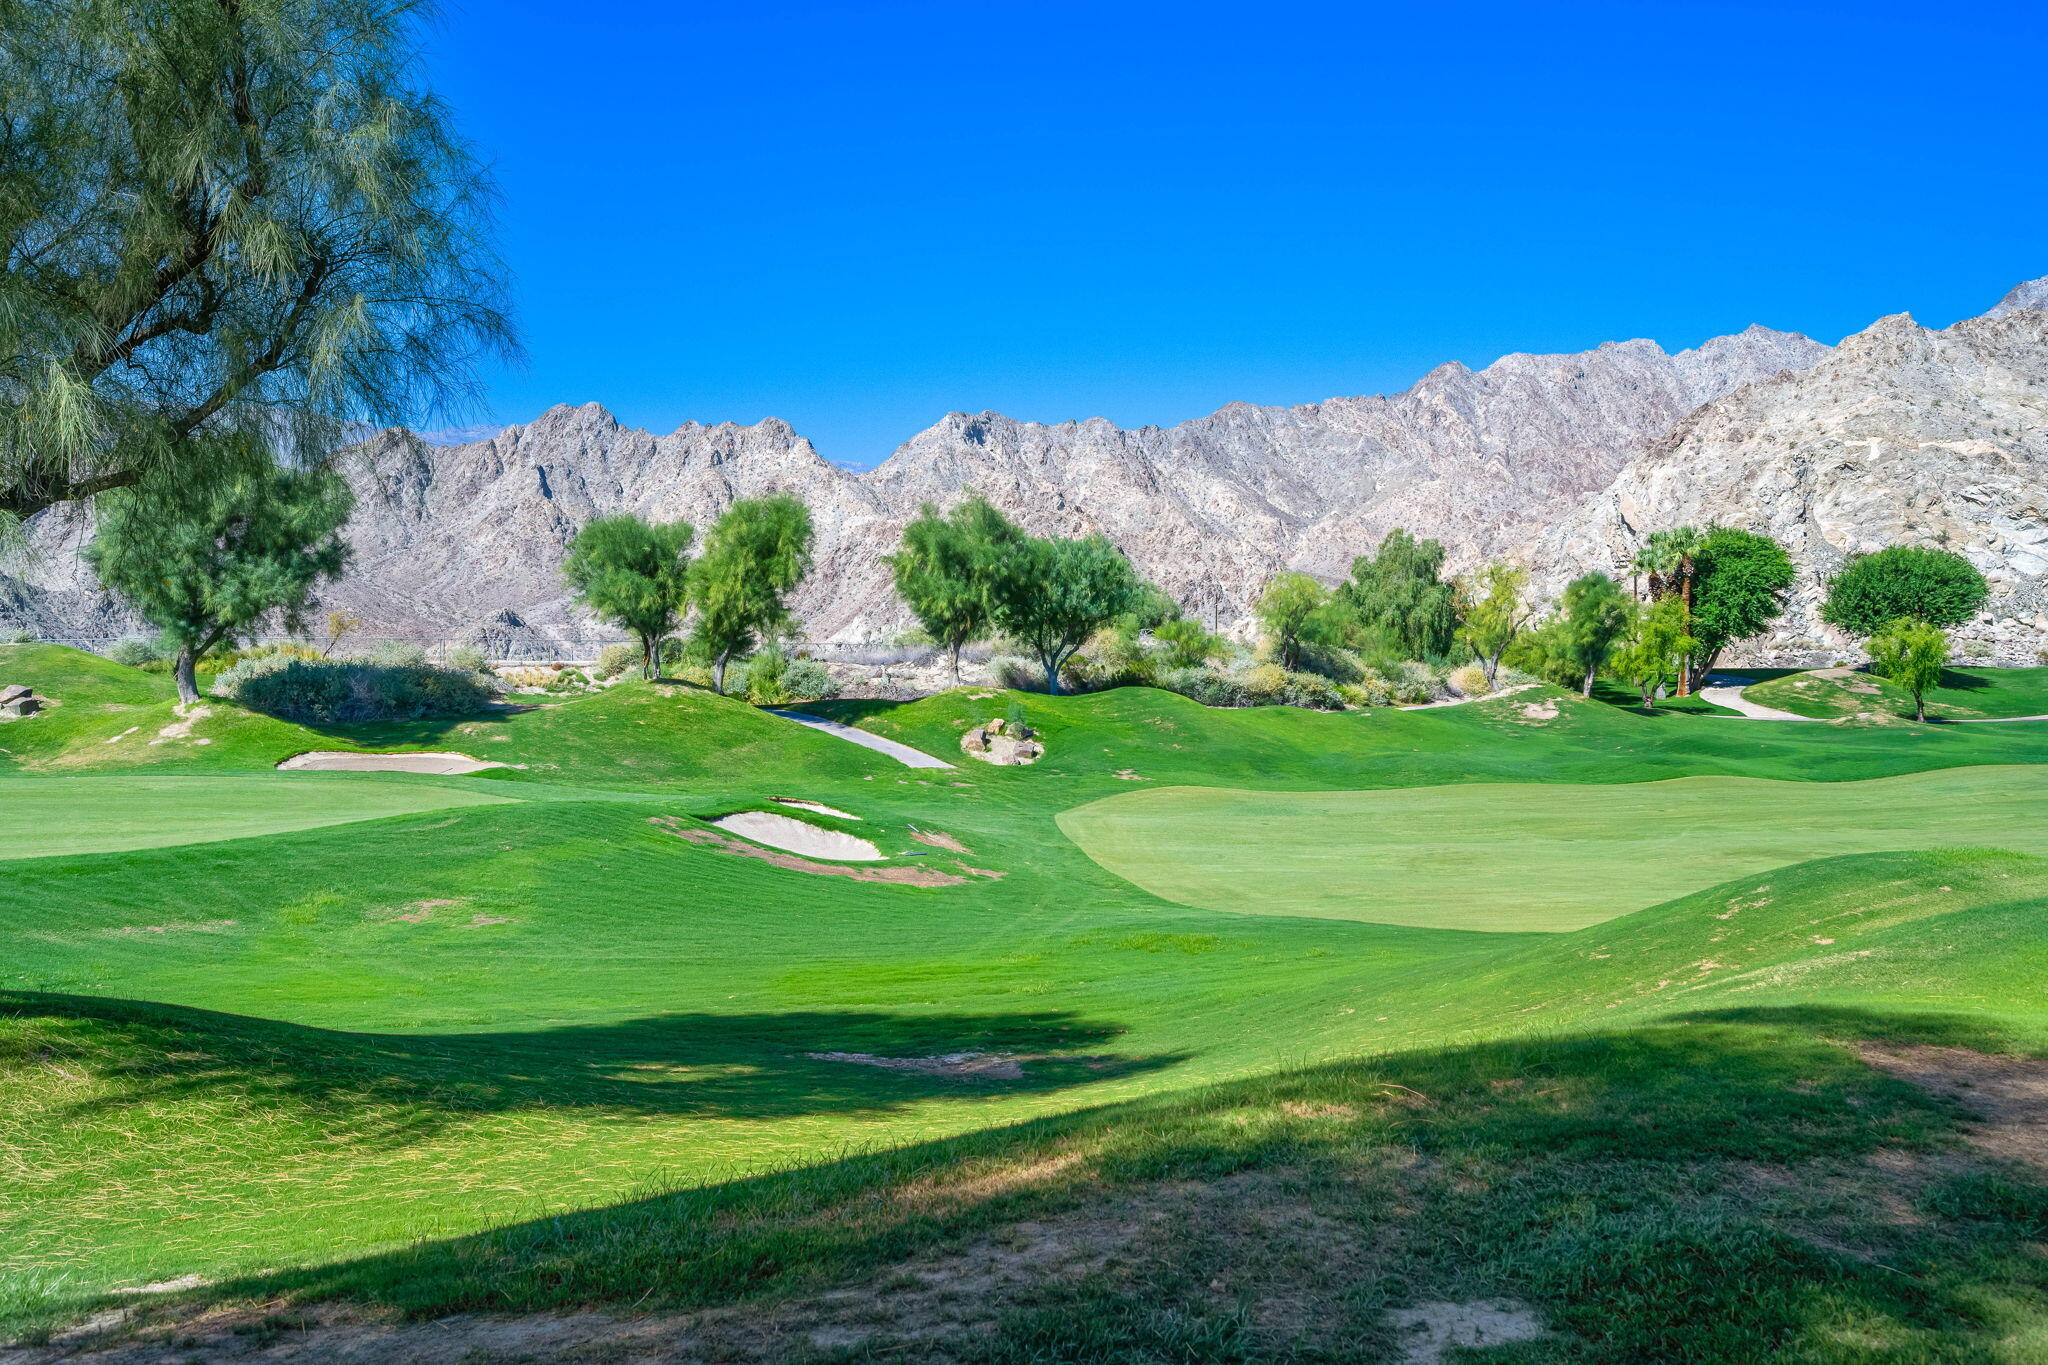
[{"left": 960, "top": 718, "right": 1043, "bottom": 766}]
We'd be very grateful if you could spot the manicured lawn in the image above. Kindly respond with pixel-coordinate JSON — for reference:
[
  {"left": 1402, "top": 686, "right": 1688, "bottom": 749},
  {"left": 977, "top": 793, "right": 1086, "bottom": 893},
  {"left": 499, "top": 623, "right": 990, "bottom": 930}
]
[
  {"left": 1745, "top": 665, "right": 2048, "bottom": 722},
  {"left": 1056, "top": 765, "right": 2048, "bottom": 930},
  {"left": 0, "top": 774, "right": 518, "bottom": 859},
  {"left": 9, "top": 646, "right": 2048, "bottom": 1357}
]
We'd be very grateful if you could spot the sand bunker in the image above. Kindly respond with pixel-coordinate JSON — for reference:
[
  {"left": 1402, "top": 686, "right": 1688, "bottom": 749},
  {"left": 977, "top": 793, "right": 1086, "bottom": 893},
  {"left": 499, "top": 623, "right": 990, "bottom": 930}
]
[
  {"left": 710, "top": 811, "right": 882, "bottom": 861},
  {"left": 772, "top": 797, "right": 860, "bottom": 820},
  {"left": 278, "top": 750, "right": 508, "bottom": 775},
  {"left": 652, "top": 818, "right": 963, "bottom": 886}
]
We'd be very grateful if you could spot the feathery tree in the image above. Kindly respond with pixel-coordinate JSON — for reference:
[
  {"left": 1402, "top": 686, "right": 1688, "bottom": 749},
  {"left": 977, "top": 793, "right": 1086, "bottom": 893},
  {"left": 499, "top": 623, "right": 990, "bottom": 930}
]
[
  {"left": 1609, "top": 596, "right": 1697, "bottom": 709},
  {"left": 1822, "top": 546, "right": 1990, "bottom": 637},
  {"left": 1867, "top": 617, "right": 1950, "bottom": 722},
  {"left": 1556, "top": 572, "right": 1633, "bottom": 696},
  {"left": 988, "top": 534, "right": 1141, "bottom": 696},
  {"left": 1336, "top": 528, "right": 1459, "bottom": 660},
  {"left": 1256, "top": 572, "right": 1342, "bottom": 671},
  {"left": 1685, "top": 526, "right": 1794, "bottom": 690},
  {"left": 563, "top": 515, "right": 694, "bottom": 681},
  {"left": 690, "top": 495, "right": 813, "bottom": 694},
  {"left": 0, "top": 0, "right": 516, "bottom": 525},
  {"left": 83, "top": 442, "right": 352, "bottom": 703},
  {"left": 1456, "top": 562, "right": 1528, "bottom": 690},
  {"left": 886, "top": 495, "right": 1020, "bottom": 685}
]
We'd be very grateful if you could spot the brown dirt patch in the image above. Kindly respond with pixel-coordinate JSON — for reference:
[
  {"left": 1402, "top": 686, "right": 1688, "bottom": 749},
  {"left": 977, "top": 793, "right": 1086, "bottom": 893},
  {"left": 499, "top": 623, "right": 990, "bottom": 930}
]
[
  {"left": 1858, "top": 1043, "right": 2048, "bottom": 1169},
  {"left": 911, "top": 828, "right": 970, "bottom": 854},
  {"left": 650, "top": 817, "right": 963, "bottom": 886},
  {"left": 806, "top": 1050, "right": 1026, "bottom": 1079}
]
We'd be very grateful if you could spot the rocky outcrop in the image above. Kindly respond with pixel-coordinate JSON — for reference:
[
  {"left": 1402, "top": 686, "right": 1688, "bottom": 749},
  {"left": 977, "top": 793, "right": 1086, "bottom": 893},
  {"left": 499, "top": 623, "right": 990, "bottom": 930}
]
[
  {"left": 4, "top": 280, "right": 2042, "bottom": 662},
  {"left": 1539, "top": 303, "right": 2048, "bottom": 663}
]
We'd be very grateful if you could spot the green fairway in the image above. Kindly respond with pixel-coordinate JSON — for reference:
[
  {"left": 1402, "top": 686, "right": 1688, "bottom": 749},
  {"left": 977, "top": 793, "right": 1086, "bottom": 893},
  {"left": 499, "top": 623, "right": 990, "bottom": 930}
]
[
  {"left": 0, "top": 774, "right": 519, "bottom": 859},
  {"left": 1057, "top": 764, "right": 2048, "bottom": 931},
  {"left": 1745, "top": 665, "right": 2048, "bottom": 722},
  {"left": 9, "top": 647, "right": 2048, "bottom": 1358}
]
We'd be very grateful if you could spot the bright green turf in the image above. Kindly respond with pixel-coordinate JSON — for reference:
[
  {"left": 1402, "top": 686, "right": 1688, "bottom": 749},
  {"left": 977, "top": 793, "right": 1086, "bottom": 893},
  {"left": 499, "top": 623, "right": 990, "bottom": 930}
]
[
  {"left": 0, "top": 774, "right": 519, "bottom": 859},
  {"left": 10, "top": 647, "right": 2048, "bottom": 1355},
  {"left": 1745, "top": 665, "right": 2048, "bottom": 722},
  {"left": 1056, "top": 765, "right": 2048, "bottom": 930}
]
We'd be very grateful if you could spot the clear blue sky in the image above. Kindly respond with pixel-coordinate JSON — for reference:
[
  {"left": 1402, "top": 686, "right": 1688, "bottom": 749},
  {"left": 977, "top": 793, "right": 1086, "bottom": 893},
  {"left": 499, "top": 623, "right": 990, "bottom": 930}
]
[{"left": 421, "top": 0, "right": 2048, "bottom": 466}]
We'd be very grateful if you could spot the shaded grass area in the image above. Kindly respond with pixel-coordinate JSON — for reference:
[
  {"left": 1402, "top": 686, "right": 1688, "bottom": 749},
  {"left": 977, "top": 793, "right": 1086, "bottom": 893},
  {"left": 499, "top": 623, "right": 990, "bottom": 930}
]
[
  {"left": 1747, "top": 665, "right": 2048, "bottom": 722},
  {"left": 1056, "top": 766, "right": 2048, "bottom": 930}
]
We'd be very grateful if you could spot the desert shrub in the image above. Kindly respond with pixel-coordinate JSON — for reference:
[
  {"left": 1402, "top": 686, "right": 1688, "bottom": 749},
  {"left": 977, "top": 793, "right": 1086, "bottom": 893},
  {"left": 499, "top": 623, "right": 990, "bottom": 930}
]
[
  {"left": 743, "top": 647, "right": 789, "bottom": 704},
  {"left": 1447, "top": 662, "right": 1490, "bottom": 698},
  {"left": 499, "top": 666, "right": 560, "bottom": 689},
  {"left": 0, "top": 627, "right": 33, "bottom": 644},
  {"left": 216, "top": 655, "right": 498, "bottom": 723},
  {"left": 443, "top": 645, "right": 491, "bottom": 673},
  {"left": 1237, "top": 662, "right": 1345, "bottom": 710},
  {"left": 596, "top": 642, "right": 641, "bottom": 678},
  {"left": 785, "top": 657, "right": 837, "bottom": 702},
  {"left": 1342, "top": 674, "right": 1397, "bottom": 708},
  {"left": 1962, "top": 639, "right": 1992, "bottom": 659},
  {"left": 106, "top": 638, "right": 163, "bottom": 667},
  {"left": 1158, "top": 666, "right": 1248, "bottom": 708},
  {"left": 989, "top": 655, "right": 1046, "bottom": 692},
  {"left": 1393, "top": 659, "right": 1445, "bottom": 704},
  {"left": 361, "top": 640, "right": 428, "bottom": 668}
]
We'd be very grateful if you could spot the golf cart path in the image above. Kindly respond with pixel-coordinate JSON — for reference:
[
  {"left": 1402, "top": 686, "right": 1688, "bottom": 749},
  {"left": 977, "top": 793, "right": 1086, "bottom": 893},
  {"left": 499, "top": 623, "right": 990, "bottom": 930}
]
[
  {"left": 1698, "top": 675, "right": 1819, "bottom": 721},
  {"left": 767, "top": 709, "right": 955, "bottom": 768}
]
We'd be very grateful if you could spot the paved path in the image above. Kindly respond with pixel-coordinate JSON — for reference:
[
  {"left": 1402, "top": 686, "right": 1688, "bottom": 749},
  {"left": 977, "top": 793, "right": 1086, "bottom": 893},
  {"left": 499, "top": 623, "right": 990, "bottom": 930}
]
[
  {"left": 1697, "top": 674, "right": 1820, "bottom": 722},
  {"left": 1940, "top": 713, "right": 2048, "bottom": 723},
  {"left": 1398, "top": 683, "right": 1538, "bottom": 711},
  {"left": 767, "top": 709, "right": 956, "bottom": 768}
]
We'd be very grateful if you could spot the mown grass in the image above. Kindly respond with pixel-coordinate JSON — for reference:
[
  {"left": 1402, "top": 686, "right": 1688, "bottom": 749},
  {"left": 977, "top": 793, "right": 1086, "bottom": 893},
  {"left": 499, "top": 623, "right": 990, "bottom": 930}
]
[
  {"left": 7, "top": 646, "right": 2048, "bottom": 1357},
  {"left": 1056, "top": 766, "right": 2048, "bottom": 930},
  {"left": 1747, "top": 665, "right": 2048, "bottom": 722}
]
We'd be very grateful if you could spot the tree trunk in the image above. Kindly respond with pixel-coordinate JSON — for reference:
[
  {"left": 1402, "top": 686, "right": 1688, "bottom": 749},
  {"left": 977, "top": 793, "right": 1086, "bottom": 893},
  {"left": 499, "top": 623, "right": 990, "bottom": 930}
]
[
  {"left": 174, "top": 648, "right": 201, "bottom": 706},
  {"left": 1582, "top": 664, "right": 1597, "bottom": 698},
  {"left": 951, "top": 643, "right": 962, "bottom": 687},
  {"left": 1042, "top": 650, "right": 1062, "bottom": 697},
  {"left": 642, "top": 634, "right": 656, "bottom": 681},
  {"left": 1676, "top": 571, "right": 1695, "bottom": 695},
  {"left": 713, "top": 654, "right": 728, "bottom": 695},
  {"left": 1916, "top": 693, "right": 1927, "bottom": 722}
]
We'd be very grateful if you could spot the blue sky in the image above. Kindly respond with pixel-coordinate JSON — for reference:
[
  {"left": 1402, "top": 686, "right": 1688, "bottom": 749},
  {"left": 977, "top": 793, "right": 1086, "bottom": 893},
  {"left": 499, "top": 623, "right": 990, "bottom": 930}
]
[{"left": 421, "top": 1, "right": 2048, "bottom": 466}]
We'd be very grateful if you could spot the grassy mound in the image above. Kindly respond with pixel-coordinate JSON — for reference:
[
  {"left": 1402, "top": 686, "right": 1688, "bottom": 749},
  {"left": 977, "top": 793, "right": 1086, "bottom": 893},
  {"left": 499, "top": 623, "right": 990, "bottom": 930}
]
[{"left": 1746, "top": 665, "right": 2048, "bottom": 723}]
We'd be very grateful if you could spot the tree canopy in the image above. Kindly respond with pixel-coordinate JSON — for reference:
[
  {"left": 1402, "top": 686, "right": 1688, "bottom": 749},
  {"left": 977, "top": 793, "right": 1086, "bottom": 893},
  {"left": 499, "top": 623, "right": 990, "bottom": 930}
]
[
  {"left": 1337, "top": 528, "right": 1459, "bottom": 661},
  {"left": 83, "top": 442, "right": 352, "bottom": 702},
  {"left": 563, "top": 515, "right": 694, "bottom": 681},
  {"left": 1821, "top": 546, "right": 1990, "bottom": 636},
  {"left": 1687, "top": 526, "right": 1794, "bottom": 686},
  {"left": 1456, "top": 562, "right": 1528, "bottom": 689},
  {"left": 0, "top": 0, "right": 516, "bottom": 525},
  {"left": 1555, "top": 572, "right": 1633, "bottom": 695},
  {"left": 1610, "top": 596, "right": 1697, "bottom": 709},
  {"left": 1867, "top": 617, "right": 1950, "bottom": 722},
  {"left": 988, "top": 533, "right": 1141, "bottom": 696},
  {"left": 1255, "top": 573, "right": 1341, "bottom": 671},
  {"left": 886, "top": 496, "right": 1020, "bottom": 683},
  {"left": 689, "top": 495, "right": 814, "bottom": 693}
]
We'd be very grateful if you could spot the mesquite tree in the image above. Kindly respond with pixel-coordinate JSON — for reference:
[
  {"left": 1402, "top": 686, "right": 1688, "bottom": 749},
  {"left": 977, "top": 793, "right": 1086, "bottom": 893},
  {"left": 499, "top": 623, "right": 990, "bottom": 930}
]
[
  {"left": 563, "top": 515, "right": 694, "bottom": 681},
  {"left": 1556, "top": 572, "right": 1634, "bottom": 696},
  {"left": 83, "top": 447, "right": 353, "bottom": 703},
  {"left": 0, "top": 0, "right": 515, "bottom": 524},
  {"left": 1457, "top": 562, "right": 1528, "bottom": 690},
  {"left": 989, "top": 534, "right": 1141, "bottom": 696},
  {"left": 1867, "top": 618, "right": 1950, "bottom": 722},
  {"left": 1822, "top": 546, "right": 1989, "bottom": 637}
]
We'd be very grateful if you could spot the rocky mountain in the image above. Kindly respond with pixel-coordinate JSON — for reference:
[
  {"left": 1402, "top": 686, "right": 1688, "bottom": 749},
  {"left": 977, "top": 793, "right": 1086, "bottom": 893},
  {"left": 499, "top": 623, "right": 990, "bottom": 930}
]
[
  {"left": 4, "top": 280, "right": 2042, "bottom": 662},
  {"left": 1540, "top": 296, "right": 2048, "bottom": 662}
]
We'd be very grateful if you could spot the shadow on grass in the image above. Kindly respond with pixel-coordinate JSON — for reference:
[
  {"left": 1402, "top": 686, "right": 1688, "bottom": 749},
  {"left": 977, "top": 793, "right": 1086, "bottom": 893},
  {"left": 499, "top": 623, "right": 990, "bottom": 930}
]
[
  {"left": 57, "top": 1005, "right": 2048, "bottom": 1360},
  {"left": 3, "top": 992, "right": 1181, "bottom": 1145}
]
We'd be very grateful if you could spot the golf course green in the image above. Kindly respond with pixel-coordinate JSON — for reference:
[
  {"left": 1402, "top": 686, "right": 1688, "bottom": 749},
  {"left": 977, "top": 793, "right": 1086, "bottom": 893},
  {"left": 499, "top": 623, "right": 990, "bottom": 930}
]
[
  {"left": 1057, "top": 764, "right": 2048, "bottom": 930},
  {"left": 8, "top": 643, "right": 2048, "bottom": 1359}
]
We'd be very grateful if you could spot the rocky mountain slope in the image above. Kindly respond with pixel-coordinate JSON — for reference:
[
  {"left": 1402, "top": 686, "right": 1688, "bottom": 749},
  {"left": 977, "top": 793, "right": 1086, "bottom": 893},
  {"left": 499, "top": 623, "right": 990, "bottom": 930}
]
[{"left": 4, "top": 281, "right": 2042, "bottom": 661}]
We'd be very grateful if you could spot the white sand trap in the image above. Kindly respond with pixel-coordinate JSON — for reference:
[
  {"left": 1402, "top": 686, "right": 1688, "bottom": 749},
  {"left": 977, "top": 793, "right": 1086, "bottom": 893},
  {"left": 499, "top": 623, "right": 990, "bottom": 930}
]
[
  {"left": 277, "top": 750, "right": 508, "bottom": 775},
  {"left": 710, "top": 811, "right": 882, "bottom": 861},
  {"left": 772, "top": 797, "right": 861, "bottom": 820}
]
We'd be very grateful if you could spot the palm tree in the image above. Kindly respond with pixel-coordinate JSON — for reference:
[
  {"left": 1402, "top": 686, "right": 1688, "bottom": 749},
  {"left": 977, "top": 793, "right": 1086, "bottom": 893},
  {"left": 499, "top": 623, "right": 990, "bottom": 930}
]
[{"left": 1632, "top": 526, "right": 1704, "bottom": 692}]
